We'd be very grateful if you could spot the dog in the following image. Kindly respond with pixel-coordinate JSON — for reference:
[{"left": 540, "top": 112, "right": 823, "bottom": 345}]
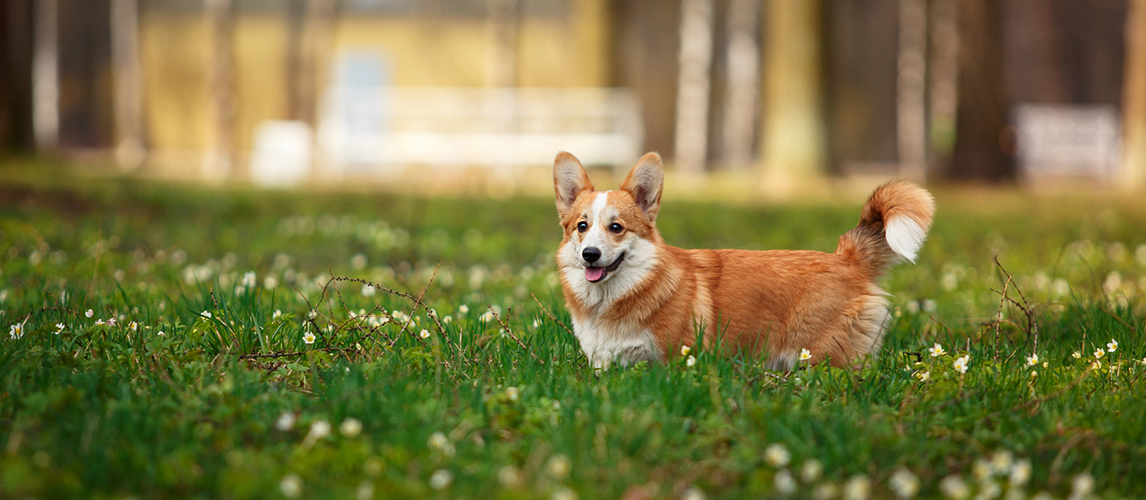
[{"left": 553, "top": 151, "right": 934, "bottom": 369}]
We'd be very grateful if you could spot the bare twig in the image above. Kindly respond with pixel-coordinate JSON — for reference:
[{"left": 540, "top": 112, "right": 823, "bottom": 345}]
[
  {"left": 530, "top": 292, "right": 573, "bottom": 337},
  {"left": 488, "top": 304, "right": 544, "bottom": 365}
]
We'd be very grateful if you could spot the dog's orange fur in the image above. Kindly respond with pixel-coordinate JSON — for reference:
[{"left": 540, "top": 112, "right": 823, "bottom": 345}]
[{"left": 554, "top": 152, "right": 935, "bottom": 369}]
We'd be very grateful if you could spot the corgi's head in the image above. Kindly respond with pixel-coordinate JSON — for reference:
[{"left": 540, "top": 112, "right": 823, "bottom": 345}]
[{"left": 553, "top": 152, "right": 664, "bottom": 289}]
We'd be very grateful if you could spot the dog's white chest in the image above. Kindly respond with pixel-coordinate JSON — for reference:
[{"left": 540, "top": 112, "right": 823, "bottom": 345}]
[{"left": 571, "top": 315, "right": 659, "bottom": 368}]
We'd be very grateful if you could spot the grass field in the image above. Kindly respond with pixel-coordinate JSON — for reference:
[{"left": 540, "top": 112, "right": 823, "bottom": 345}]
[{"left": 2, "top": 164, "right": 1145, "bottom": 499}]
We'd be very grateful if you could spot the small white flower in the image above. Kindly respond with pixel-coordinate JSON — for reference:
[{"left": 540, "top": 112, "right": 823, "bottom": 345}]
[
  {"left": 157, "top": 330, "right": 165, "bottom": 336},
  {"left": 273, "top": 309, "right": 282, "bottom": 319},
  {"left": 129, "top": 321, "right": 138, "bottom": 332},
  {"left": 1030, "top": 370, "right": 1038, "bottom": 378},
  {"left": 303, "top": 332, "right": 316, "bottom": 344},
  {"left": 929, "top": 343, "right": 946, "bottom": 357},
  {"left": 774, "top": 468, "right": 797, "bottom": 495},
  {"left": 1107, "top": 339, "right": 1118, "bottom": 352},
  {"left": 276, "top": 412, "right": 296, "bottom": 431},
  {"left": 1009, "top": 459, "right": 1031, "bottom": 486},
  {"left": 800, "top": 459, "right": 823, "bottom": 483},
  {"left": 55, "top": 323, "right": 65, "bottom": 334},
  {"left": 303, "top": 420, "right": 331, "bottom": 446},
  {"left": 915, "top": 371, "right": 931, "bottom": 382},
  {"left": 843, "top": 475, "right": 871, "bottom": 500},
  {"left": 505, "top": 386, "right": 520, "bottom": 402},
  {"left": 419, "top": 329, "right": 430, "bottom": 339},
  {"left": 763, "top": 443, "right": 790, "bottom": 467},
  {"left": 1090, "top": 360, "right": 1102, "bottom": 370},
  {"left": 429, "top": 469, "right": 453, "bottom": 490},
  {"left": 686, "top": 355, "right": 696, "bottom": 367},
  {"left": 1026, "top": 353, "right": 1039, "bottom": 366},
  {"left": 681, "top": 486, "right": 706, "bottom": 500},
  {"left": 85, "top": 309, "right": 94, "bottom": 318},
  {"left": 442, "top": 315, "right": 452, "bottom": 324},
  {"left": 355, "top": 481, "right": 374, "bottom": 500},
  {"left": 241, "top": 271, "right": 257, "bottom": 288},
  {"left": 954, "top": 355, "right": 970, "bottom": 374},
  {"left": 991, "top": 451, "right": 1013, "bottom": 475},
  {"left": 458, "top": 304, "right": 469, "bottom": 315},
  {"left": 1071, "top": 473, "right": 1094, "bottom": 496},
  {"left": 681, "top": 345, "right": 692, "bottom": 356},
  {"left": 427, "top": 431, "right": 454, "bottom": 455},
  {"left": 547, "top": 454, "right": 571, "bottom": 480},
  {"left": 889, "top": 468, "right": 920, "bottom": 499},
  {"left": 307, "top": 310, "right": 317, "bottom": 319},
  {"left": 95, "top": 319, "right": 105, "bottom": 326},
  {"left": 264, "top": 276, "right": 279, "bottom": 289},
  {"left": 552, "top": 487, "right": 578, "bottom": 500},
  {"left": 9, "top": 323, "right": 24, "bottom": 339},
  {"left": 938, "top": 475, "right": 968, "bottom": 499},
  {"left": 497, "top": 465, "right": 521, "bottom": 487},
  {"left": 799, "top": 348, "right": 811, "bottom": 361},
  {"left": 107, "top": 317, "right": 117, "bottom": 327},
  {"left": 1072, "top": 351, "right": 1081, "bottom": 359},
  {"left": 361, "top": 284, "right": 376, "bottom": 297},
  {"left": 279, "top": 474, "right": 302, "bottom": 498},
  {"left": 1093, "top": 348, "right": 1105, "bottom": 360},
  {"left": 201, "top": 311, "right": 211, "bottom": 319},
  {"left": 340, "top": 418, "right": 362, "bottom": 437}
]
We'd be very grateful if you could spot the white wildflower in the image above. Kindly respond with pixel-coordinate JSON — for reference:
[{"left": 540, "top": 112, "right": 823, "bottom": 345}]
[
  {"left": 843, "top": 475, "right": 871, "bottom": 500},
  {"left": 340, "top": 418, "right": 362, "bottom": 437},
  {"left": 681, "top": 344, "right": 692, "bottom": 356},
  {"left": 241, "top": 271, "right": 256, "bottom": 288},
  {"left": 497, "top": 465, "right": 521, "bottom": 487},
  {"left": 85, "top": 309, "right": 93, "bottom": 318},
  {"left": 129, "top": 321, "right": 137, "bottom": 332},
  {"left": 55, "top": 323, "right": 65, "bottom": 334},
  {"left": 889, "top": 468, "right": 920, "bottom": 499},
  {"left": 279, "top": 474, "right": 302, "bottom": 498},
  {"left": 800, "top": 459, "right": 823, "bottom": 483},
  {"left": 929, "top": 343, "right": 946, "bottom": 357},
  {"left": 275, "top": 412, "right": 296, "bottom": 431},
  {"left": 1072, "top": 351, "right": 1081, "bottom": 359},
  {"left": 1107, "top": 339, "right": 1118, "bottom": 352},
  {"left": 361, "top": 284, "right": 376, "bottom": 297},
  {"left": 427, "top": 431, "right": 455, "bottom": 456},
  {"left": 419, "top": 329, "right": 430, "bottom": 339},
  {"left": 939, "top": 475, "right": 969, "bottom": 499},
  {"left": 264, "top": 276, "right": 279, "bottom": 289},
  {"left": 1093, "top": 349, "right": 1105, "bottom": 360},
  {"left": 303, "top": 332, "right": 316, "bottom": 344},
  {"left": 774, "top": 468, "right": 797, "bottom": 495},
  {"left": 547, "top": 454, "right": 571, "bottom": 480},
  {"left": 1026, "top": 353, "right": 1038, "bottom": 366},
  {"left": 1070, "top": 473, "right": 1094, "bottom": 497},
  {"left": 1009, "top": 459, "right": 1031, "bottom": 486},
  {"left": 429, "top": 469, "right": 453, "bottom": 490},
  {"left": 916, "top": 371, "right": 931, "bottom": 382},
  {"left": 201, "top": 311, "right": 211, "bottom": 319},
  {"left": 954, "top": 355, "right": 970, "bottom": 374},
  {"left": 686, "top": 355, "right": 696, "bottom": 367},
  {"left": 9, "top": 323, "right": 24, "bottom": 339},
  {"left": 505, "top": 386, "right": 520, "bottom": 402},
  {"left": 763, "top": 443, "right": 790, "bottom": 467},
  {"left": 157, "top": 330, "right": 165, "bottom": 336},
  {"left": 799, "top": 348, "right": 811, "bottom": 361},
  {"left": 458, "top": 304, "right": 469, "bottom": 315}
]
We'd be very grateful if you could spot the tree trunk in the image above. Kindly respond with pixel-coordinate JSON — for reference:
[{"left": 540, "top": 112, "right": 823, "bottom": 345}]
[
  {"left": 897, "top": 0, "right": 927, "bottom": 181},
  {"left": 1, "top": 0, "right": 35, "bottom": 153},
  {"left": 719, "top": 0, "right": 759, "bottom": 168},
  {"left": 673, "top": 0, "right": 714, "bottom": 173},
  {"left": 204, "top": 0, "right": 234, "bottom": 182},
  {"left": 948, "top": 0, "right": 1014, "bottom": 181},
  {"left": 111, "top": 0, "right": 145, "bottom": 169},
  {"left": 290, "top": 0, "right": 337, "bottom": 128},
  {"left": 32, "top": 0, "right": 58, "bottom": 153},
  {"left": 1124, "top": 0, "right": 1146, "bottom": 190},
  {"left": 761, "top": 0, "right": 826, "bottom": 177},
  {"left": 928, "top": 0, "right": 958, "bottom": 163}
]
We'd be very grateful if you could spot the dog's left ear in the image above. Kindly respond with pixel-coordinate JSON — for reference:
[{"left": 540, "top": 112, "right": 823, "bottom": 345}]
[
  {"left": 621, "top": 152, "right": 664, "bottom": 222},
  {"left": 554, "top": 152, "right": 594, "bottom": 219}
]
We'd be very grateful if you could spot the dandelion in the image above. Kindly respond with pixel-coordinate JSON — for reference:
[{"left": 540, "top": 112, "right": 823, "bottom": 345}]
[
  {"left": 275, "top": 412, "right": 296, "bottom": 431},
  {"left": 9, "top": 323, "right": 24, "bottom": 339},
  {"left": 799, "top": 348, "right": 811, "bottom": 361},
  {"left": 1026, "top": 353, "right": 1039, "bottom": 366},
  {"left": 843, "top": 475, "right": 871, "bottom": 500},
  {"left": 800, "top": 459, "right": 823, "bottom": 483},
  {"left": 55, "top": 323, "right": 65, "bottom": 334},
  {"left": 954, "top": 355, "right": 970, "bottom": 374},
  {"left": 686, "top": 355, "right": 696, "bottom": 367},
  {"left": 303, "top": 332, "right": 316, "bottom": 344},
  {"left": 939, "top": 475, "right": 969, "bottom": 500},
  {"left": 505, "top": 386, "right": 520, "bottom": 402},
  {"left": 763, "top": 443, "right": 790, "bottom": 467},
  {"left": 1093, "top": 349, "right": 1105, "bottom": 360},
  {"left": 340, "top": 418, "right": 362, "bottom": 437},
  {"left": 681, "top": 344, "right": 692, "bottom": 356},
  {"left": 1107, "top": 339, "right": 1118, "bottom": 352},
  {"left": 929, "top": 343, "right": 946, "bottom": 357},
  {"left": 419, "top": 329, "right": 430, "bottom": 339},
  {"left": 429, "top": 469, "right": 453, "bottom": 490},
  {"left": 774, "top": 468, "right": 797, "bottom": 495},
  {"left": 1072, "top": 351, "right": 1081, "bottom": 359},
  {"left": 889, "top": 468, "right": 920, "bottom": 499},
  {"left": 361, "top": 284, "right": 376, "bottom": 297},
  {"left": 547, "top": 454, "right": 571, "bottom": 480},
  {"left": 85, "top": 309, "right": 93, "bottom": 318},
  {"left": 279, "top": 474, "right": 302, "bottom": 498}
]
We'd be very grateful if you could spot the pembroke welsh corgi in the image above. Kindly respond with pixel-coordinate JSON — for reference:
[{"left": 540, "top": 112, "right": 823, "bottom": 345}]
[{"left": 553, "top": 151, "right": 935, "bottom": 369}]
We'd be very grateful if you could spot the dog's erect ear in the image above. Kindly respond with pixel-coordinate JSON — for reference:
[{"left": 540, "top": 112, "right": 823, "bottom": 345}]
[
  {"left": 620, "top": 152, "right": 664, "bottom": 222},
  {"left": 553, "top": 152, "right": 594, "bottom": 218}
]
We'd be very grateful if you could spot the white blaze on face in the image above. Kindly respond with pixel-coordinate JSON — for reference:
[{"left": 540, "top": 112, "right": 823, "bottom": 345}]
[{"left": 580, "top": 192, "right": 614, "bottom": 262}]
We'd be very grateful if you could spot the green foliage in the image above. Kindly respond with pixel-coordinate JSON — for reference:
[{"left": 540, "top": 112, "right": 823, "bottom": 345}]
[{"left": 1, "top": 175, "right": 1145, "bottom": 499}]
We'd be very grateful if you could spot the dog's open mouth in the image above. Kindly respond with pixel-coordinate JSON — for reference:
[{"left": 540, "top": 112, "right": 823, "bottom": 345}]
[{"left": 585, "top": 252, "right": 625, "bottom": 283}]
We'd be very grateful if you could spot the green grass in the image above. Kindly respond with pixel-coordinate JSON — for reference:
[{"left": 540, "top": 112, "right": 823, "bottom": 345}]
[{"left": 1, "top": 165, "right": 1145, "bottom": 499}]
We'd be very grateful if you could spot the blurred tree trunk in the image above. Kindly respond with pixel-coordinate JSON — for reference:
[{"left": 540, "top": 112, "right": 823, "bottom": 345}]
[
  {"left": 608, "top": 0, "right": 680, "bottom": 157},
  {"left": 761, "top": 0, "right": 826, "bottom": 177},
  {"left": 485, "top": 0, "right": 519, "bottom": 88},
  {"left": 947, "top": 0, "right": 1014, "bottom": 181},
  {"left": 204, "top": 0, "right": 234, "bottom": 182},
  {"left": 897, "top": 0, "right": 927, "bottom": 181},
  {"left": 928, "top": 0, "right": 958, "bottom": 164},
  {"left": 111, "top": 0, "right": 145, "bottom": 169},
  {"left": 1125, "top": 0, "right": 1146, "bottom": 189},
  {"left": 674, "top": 0, "right": 714, "bottom": 173},
  {"left": 286, "top": 0, "right": 337, "bottom": 127},
  {"left": 1, "top": 0, "right": 35, "bottom": 153},
  {"left": 719, "top": 0, "right": 760, "bottom": 168},
  {"left": 32, "top": 0, "right": 58, "bottom": 153}
]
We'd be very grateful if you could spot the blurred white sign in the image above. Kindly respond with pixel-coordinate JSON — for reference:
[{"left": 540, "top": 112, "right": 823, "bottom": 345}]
[
  {"left": 1014, "top": 104, "right": 1121, "bottom": 183},
  {"left": 249, "top": 120, "right": 313, "bottom": 188}
]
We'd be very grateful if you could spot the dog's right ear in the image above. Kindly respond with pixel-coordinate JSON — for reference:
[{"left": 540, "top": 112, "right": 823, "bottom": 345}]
[{"left": 553, "top": 152, "right": 594, "bottom": 218}]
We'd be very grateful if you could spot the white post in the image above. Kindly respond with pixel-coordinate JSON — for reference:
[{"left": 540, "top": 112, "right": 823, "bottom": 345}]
[
  {"left": 33, "top": 0, "right": 59, "bottom": 152},
  {"left": 674, "top": 0, "right": 714, "bottom": 174}
]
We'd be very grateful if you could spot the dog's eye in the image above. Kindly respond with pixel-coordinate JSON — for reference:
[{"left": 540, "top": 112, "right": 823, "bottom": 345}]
[
  {"left": 609, "top": 223, "right": 624, "bottom": 234},
  {"left": 577, "top": 221, "right": 588, "bottom": 232}
]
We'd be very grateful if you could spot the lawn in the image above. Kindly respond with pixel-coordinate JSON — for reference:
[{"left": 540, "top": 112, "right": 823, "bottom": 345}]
[{"left": 1, "top": 164, "right": 1145, "bottom": 499}]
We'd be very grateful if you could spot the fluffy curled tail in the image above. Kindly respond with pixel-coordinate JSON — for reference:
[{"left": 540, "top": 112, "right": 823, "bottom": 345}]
[{"left": 836, "top": 181, "right": 935, "bottom": 276}]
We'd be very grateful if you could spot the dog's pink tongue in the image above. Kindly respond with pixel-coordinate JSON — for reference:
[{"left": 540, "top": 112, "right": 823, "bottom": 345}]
[{"left": 585, "top": 267, "right": 605, "bottom": 282}]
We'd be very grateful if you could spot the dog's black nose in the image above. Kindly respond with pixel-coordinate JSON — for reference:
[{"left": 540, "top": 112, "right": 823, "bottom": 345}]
[{"left": 582, "top": 247, "right": 601, "bottom": 263}]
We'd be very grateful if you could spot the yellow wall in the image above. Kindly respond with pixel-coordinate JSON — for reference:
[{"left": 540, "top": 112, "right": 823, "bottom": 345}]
[{"left": 140, "top": 0, "right": 611, "bottom": 155}]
